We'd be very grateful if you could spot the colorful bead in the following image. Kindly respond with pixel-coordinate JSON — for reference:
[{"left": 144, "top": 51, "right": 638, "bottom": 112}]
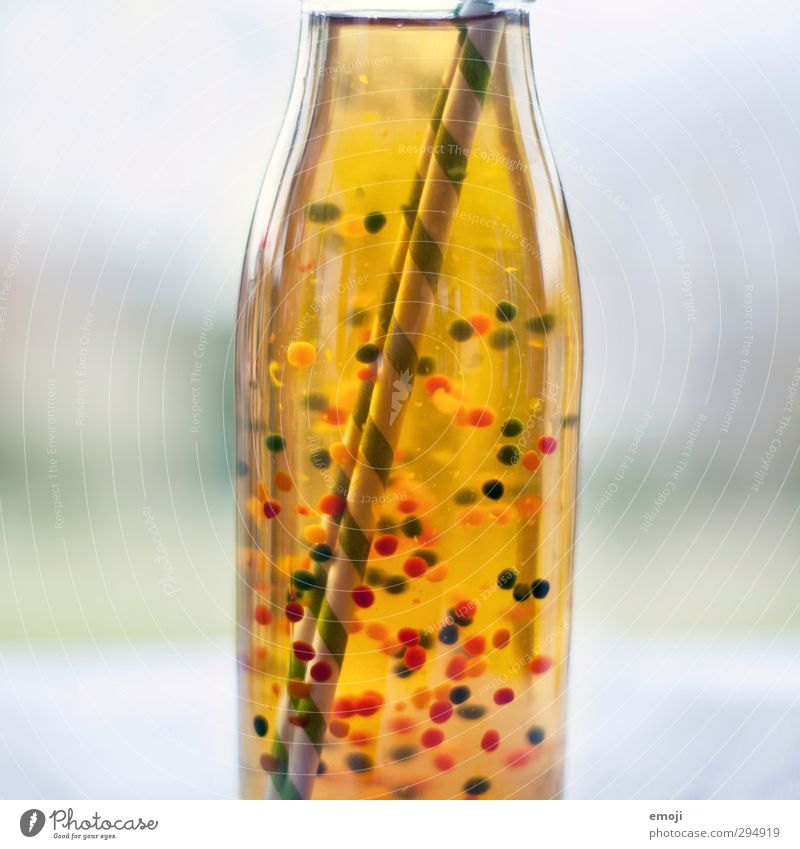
[
  {"left": 307, "top": 202, "right": 341, "bottom": 223},
  {"left": 521, "top": 450, "right": 541, "bottom": 471},
  {"left": 421, "top": 728, "right": 444, "bottom": 748},
  {"left": 496, "top": 300, "right": 517, "bottom": 322},
  {"left": 492, "top": 629, "right": 510, "bottom": 649},
  {"left": 310, "top": 661, "right": 332, "bottom": 682},
  {"left": 497, "top": 444, "right": 521, "bottom": 465},
  {"left": 449, "top": 686, "right": 471, "bottom": 704},
  {"left": 293, "top": 641, "right": 315, "bottom": 662},
  {"left": 355, "top": 342, "right": 380, "bottom": 363},
  {"left": 318, "top": 493, "right": 346, "bottom": 515},
  {"left": 403, "top": 556, "right": 428, "bottom": 578},
  {"left": 481, "top": 730, "right": 500, "bottom": 752},
  {"left": 346, "top": 753, "right": 373, "bottom": 773},
  {"left": 501, "top": 418, "right": 524, "bottom": 437},
  {"left": 497, "top": 568, "right": 517, "bottom": 589},
  {"left": 352, "top": 585, "right": 375, "bottom": 608},
  {"left": 513, "top": 583, "right": 532, "bottom": 601},
  {"left": 463, "top": 777, "right": 491, "bottom": 796},
  {"left": 531, "top": 578, "right": 550, "bottom": 599},
  {"left": 263, "top": 499, "right": 281, "bottom": 519},
  {"left": 265, "top": 433, "right": 285, "bottom": 452},
  {"left": 254, "top": 604, "right": 271, "bottom": 625},
  {"left": 481, "top": 479, "right": 504, "bottom": 500},
  {"left": 253, "top": 715, "right": 268, "bottom": 737},
  {"left": 310, "top": 448, "right": 332, "bottom": 469},
  {"left": 374, "top": 534, "right": 399, "bottom": 556},
  {"left": 528, "top": 655, "right": 553, "bottom": 674},
  {"left": 538, "top": 435, "right": 558, "bottom": 454},
  {"left": 285, "top": 602, "right": 304, "bottom": 622},
  {"left": 287, "top": 341, "right": 316, "bottom": 367},
  {"left": 457, "top": 704, "right": 485, "bottom": 720},
  {"left": 439, "top": 624, "right": 459, "bottom": 645},
  {"left": 274, "top": 471, "right": 293, "bottom": 491},
  {"left": 493, "top": 687, "right": 515, "bottom": 705},
  {"left": 467, "top": 407, "right": 495, "bottom": 427},
  {"left": 489, "top": 327, "right": 515, "bottom": 349},
  {"left": 309, "top": 543, "right": 333, "bottom": 563},
  {"left": 527, "top": 726, "right": 546, "bottom": 745},
  {"left": 526, "top": 314, "right": 555, "bottom": 333},
  {"left": 417, "top": 356, "right": 436, "bottom": 375},
  {"left": 468, "top": 312, "right": 492, "bottom": 335},
  {"left": 404, "top": 646, "right": 426, "bottom": 670},
  {"left": 429, "top": 701, "right": 453, "bottom": 724},
  {"left": 364, "top": 211, "right": 387, "bottom": 233},
  {"left": 449, "top": 319, "right": 474, "bottom": 341}
]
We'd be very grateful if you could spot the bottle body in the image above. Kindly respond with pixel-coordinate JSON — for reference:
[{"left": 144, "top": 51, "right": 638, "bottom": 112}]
[{"left": 236, "top": 9, "right": 582, "bottom": 800}]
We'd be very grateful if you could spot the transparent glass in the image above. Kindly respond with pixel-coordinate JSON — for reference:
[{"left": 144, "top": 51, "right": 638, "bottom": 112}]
[{"left": 236, "top": 6, "right": 582, "bottom": 800}]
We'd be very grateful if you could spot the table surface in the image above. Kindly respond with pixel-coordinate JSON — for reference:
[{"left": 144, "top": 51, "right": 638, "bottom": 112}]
[{"left": 2, "top": 622, "right": 798, "bottom": 799}]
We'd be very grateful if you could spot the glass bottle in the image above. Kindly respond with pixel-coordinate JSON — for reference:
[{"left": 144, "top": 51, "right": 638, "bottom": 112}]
[{"left": 236, "top": 0, "right": 582, "bottom": 800}]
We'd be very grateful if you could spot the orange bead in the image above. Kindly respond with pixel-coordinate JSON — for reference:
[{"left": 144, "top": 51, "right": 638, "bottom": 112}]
[
  {"left": 424, "top": 374, "right": 451, "bottom": 394},
  {"left": 274, "top": 471, "right": 293, "bottom": 492},
  {"left": 468, "top": 312, "right": 492, "bottom": 335},
  {"left": 287, "top": 679, "right": 310, "bottom": 699},
  {"left": 319, "top": 493, "right": 347, "bottom": 515},
  {"left": 493, "top": 629, "right": 511, "bottom": 649},
  {"left": 287, "top": 341, "right": 316, "bottom": 368},
  {"left": 303, "top": 524, "right": 328, "bottom": 545},
  {"left": 466, "top": 407, "right": 495, "bottom": 428},
  {"left": 329, "top": 441, "right": 353, "bottom": 466},
  {"left": 411, "top": 688, "right": 431, "bottom": 709},
  {"left": 521, "top": 450, "right": 541, "bottom": 472},
  {"left": 426, "top": 563, "right": 448, "bottom": 583},
  {"left": 463, "top": 635, "right": 486, "bottom": 656},
  {"left": 366, "top": 622, "right": 389, "bottom": 641}
]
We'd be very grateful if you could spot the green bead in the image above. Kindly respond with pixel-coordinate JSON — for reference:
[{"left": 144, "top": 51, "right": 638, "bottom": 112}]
[
  {"left": 307, "top": 202, "right": 341, "bottom": 223},
  {"left": 454, "top": 488, "right": 478, "bottom": 505},
  {"left": 304, "top": 392, "right": 329, "bottom": 411},
  {"left": 526, "top": 313, "right": 555, "bottom": 333},
  {"left": 384, "top": 575, "right": 408, "bottom": 595},
  {"left": 292, "top": 569, "right": 316, "bottom": 591},
  {"left": 489, "top": 327, "right": 515, "bottom": 350},
  {"left": 482, "top": 479, "right": 504, "bottom": 500},
  {"left": 401, "top": 516, "right": 423, "bottom": 538},
  {"left": 449, "top": 319, "right": 474, "bottom": 342},
  {"left": 497, "top": 568, "right": 518, "bottom": 590},
  {"left": 309, "top": 544, "right": 333, "bottom": 563},
  {"left": 513, "top": 582, "right": 532, "bottom": 601},
  {"left": 310, "top": 448, "right": 331, "bottom": 469},
  {"left": 496, "top": 300, "right": 517, "bottom": 322},
  {"left": 497, "top": 444, "right": 521, "bottom": 465},
  {"left": 266, "top": 433, "right": 285, "bottom": 452},
  {"left": 253, "top": 715, "right": 268, "bottom": 737},
  {"left": 415, "top": 549, "right": 438, "bottom": 567},
  {"left": 417, "top": 356, "right": 436, "bottom": 376},
  {"left": 356, "top": 342, "right": 380, "bottom": 364},
  {"left": 364, "top": 211, "right": 387, "bottom": 234},
  {"left": 501, "top": 418, "right": 524, "bottom": 437}
]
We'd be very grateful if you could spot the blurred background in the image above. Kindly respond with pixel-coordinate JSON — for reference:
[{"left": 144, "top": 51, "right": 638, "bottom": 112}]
[{"left": 1, "top": 0, "right": 799, "bottom": 799}]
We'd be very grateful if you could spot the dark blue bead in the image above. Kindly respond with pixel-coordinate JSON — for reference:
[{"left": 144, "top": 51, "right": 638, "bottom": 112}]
[{"left": 439, "top": 624, "right": 459, "bottom": 645}]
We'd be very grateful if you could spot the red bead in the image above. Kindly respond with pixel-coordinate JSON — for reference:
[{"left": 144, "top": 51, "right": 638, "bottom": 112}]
[
  {"left": 529, "top": 655, "right": 553, "bottom": 674},
  {"left": 421, "top": 728, "right": 444, "bottom": 748},
  {"left": 321, "top": 407, "right": 347, "bottom": 425},
  {"left": 352, "top": 585, "right": 375, "bottom": 608},
  {"left": 463, "top": 635, "right": 486, "bottom": 656},
  {"left": 446, "top": 655, "right": 467, "bottom": 680},
  {"left": 310, "top": 661, "right": 332, "bottom": 682},
  {"left": 263, "top": 499, "right": 281, "bottom": 519},
  {"left": 481, "top": 730, "right": 501, "bottom": 752},
  {"left": 254, "top": 604, "right": 271, "bottom": 625},
  {"left": 492, "top": 629, "right": 510, "bottom": 649},
  {"left": 493, "top": 687, "right": 515, "bottom": 705},
  {"left": 397, "top": 627, "right": 420, "bottom": 648},
  {"left": 466, "top": 407, "right": 495, "bottom": 428},
  {"left": 285, "top": 602, "right": 304, "bottom": 623},
  {"left": 403, "top": 556, "right": 428, "bottom": 578},
  {"left": 434, "top": 752, "right": 454, "bottom": 771},
  {"left": 538, "top": 435, "right": 558, "bottom": 455},
  {"left": 398, "top": 498, "right": 419, "bottom": 514},
  {"left": 404, "top": 646, "right": 426, "bottom": 670},
  {"left": 373, "top": 534, "right": 399, "bottom": 556},
  {"left": 356, "top": 692, "right": 382, "bottom": 717},
  {"left": 292, "top": 641, "right": 315, "bottom": 662},
  {"left": 319, "top": 494, "right": 347, "bottom": 515},
  {"left": 454, "top": 598, "right": 477, "bottom": 619},
  {"left": 429, "top": 700, "right": 453, "bottom": 724},
  {"left": 424, "top": 375, "right": 451, "bottom": 394},
  {"left": 333, "top": 696, "right": 357, "bottom": 718}
]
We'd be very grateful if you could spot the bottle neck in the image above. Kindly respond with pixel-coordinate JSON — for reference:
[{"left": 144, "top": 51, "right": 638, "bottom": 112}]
[{"left": 301, "top": 1, "right": 532, "bottom": 17}]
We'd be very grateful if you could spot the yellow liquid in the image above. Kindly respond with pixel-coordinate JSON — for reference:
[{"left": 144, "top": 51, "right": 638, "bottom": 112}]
[{"left": 236, "top": 11, "right": 582, "bottom": 800}]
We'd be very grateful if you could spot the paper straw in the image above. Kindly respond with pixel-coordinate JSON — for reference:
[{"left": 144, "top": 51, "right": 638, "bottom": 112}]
[{"left": 282, "top": 11, "right": 506, "bottom": 800}]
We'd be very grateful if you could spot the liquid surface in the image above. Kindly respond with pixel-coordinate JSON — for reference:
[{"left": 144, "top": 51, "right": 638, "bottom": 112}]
[{"left": 236, "top": 13, "right": 581, "bottom": 800}]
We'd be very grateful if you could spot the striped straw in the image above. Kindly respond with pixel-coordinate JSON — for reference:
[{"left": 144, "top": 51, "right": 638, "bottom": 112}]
[
  {"left": 263, "top": 21, "right": 471, "bottom": 801},
  {"left": 282, "top": 11, "right": 506, "bottom": 800}
]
